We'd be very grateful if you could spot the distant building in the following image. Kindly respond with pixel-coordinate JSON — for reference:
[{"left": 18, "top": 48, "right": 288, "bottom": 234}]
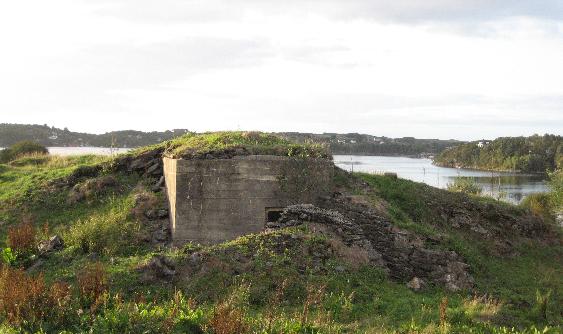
[{"left": 477, "top": 141, "right": 490, "bottom": 148}]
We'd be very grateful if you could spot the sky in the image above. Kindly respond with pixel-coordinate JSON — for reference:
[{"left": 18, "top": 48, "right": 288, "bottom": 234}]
[{"left": 1, "top": 1, "right": 562, "bottom": 140}]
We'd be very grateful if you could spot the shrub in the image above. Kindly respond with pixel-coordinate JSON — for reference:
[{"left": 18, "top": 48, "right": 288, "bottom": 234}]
[
  {"left": 77, "top": 262, "right": 108, "bottom": 306},
  {"left": 66, "top": 199, "right": 138, "bottom": 255},
  {"left": 7, "top": 220, "right": 36, "bottom": 254},
  {"left": 88, "top": 292, "right": 204, "bottom": 333},
  {"left": 447, "top": 177, "right": 482, "bottom": 195},
  {"left": 520, "top": 193, "right": 553, "bottom": 221},
  {"left": 208, "top": 301, "right": 249, "bottom": 334},
  {"left": 207, "top": 285, "right": 250, "bottom": 334},
  {"left": 0, "top": 141, "right": 48, "bottom": 163},
  {"left": 548, "top": 169, "right": 562, "bottom": 211},
  {"left": 0, "top": 248, "right": 16, "bottom": 266},
  {"left": 0, "top": 267, "right": 72, "bottom": 328},
  {"left": 533, "top": 289, "right": 552, "bottom": 322}
]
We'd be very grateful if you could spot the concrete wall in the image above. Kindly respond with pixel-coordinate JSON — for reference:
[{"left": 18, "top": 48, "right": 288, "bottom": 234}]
[{"left": 164, "top": 155, "right": 332, "bottom": 245}]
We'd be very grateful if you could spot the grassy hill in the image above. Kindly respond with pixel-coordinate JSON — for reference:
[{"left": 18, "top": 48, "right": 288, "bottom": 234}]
[
  {"left": 0, "top": 132, "right": 560, "bottom": 333},
  {"left": 1, "top": 124, "right": 461, "bottom": 157},
  {"left": 0, "top": 123, "right": 189, "bottom": 148},
  {"left": 434, "top": 135, "right": 562, "bottom": 173}
]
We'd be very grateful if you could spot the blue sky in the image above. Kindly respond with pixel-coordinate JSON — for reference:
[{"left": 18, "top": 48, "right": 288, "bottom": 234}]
[{"left": 0, "top": 0, "right": 562, "bottom": 140}]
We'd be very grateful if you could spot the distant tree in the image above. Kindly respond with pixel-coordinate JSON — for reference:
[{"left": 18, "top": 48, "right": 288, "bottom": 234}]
[{"left": 434, "top": 135, "right": 562, "bottom": 173}]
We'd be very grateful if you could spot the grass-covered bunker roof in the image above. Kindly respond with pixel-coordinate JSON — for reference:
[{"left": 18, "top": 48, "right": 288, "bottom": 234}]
[{"left": 138, "top": 131, "right": 332, "bottom": 160}]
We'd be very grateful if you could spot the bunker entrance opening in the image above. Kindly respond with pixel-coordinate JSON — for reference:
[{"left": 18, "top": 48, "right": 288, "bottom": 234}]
[{"left": 266, "top": 208, "right": 284, "bottom": 224}]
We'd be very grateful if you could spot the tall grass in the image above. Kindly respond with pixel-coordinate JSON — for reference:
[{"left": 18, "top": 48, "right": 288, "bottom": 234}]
[
  {"left": 447, "top": 177, "right": 483, "bottom": 195},
  {"left": 520, "top": 193, "right": 554, "bottom": 222},
  {"left": 65, "top": 197, "right": 139, "bottom": 255},
  {"left": 0, "top": 266, "right": 72, "bottom": 328},
  {"left": 7, "top": 220, "right": 36, "bottom": 254}
]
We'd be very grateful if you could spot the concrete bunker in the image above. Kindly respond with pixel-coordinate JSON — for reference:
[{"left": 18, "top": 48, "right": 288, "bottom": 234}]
[{"left": 164, "top": 155, "right": 333, "bottom": 245}]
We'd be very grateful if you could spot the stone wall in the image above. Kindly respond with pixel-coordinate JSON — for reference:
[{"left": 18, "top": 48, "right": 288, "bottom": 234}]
[
  {"left": 164, "top": 155, "right": 332, "bottom": 245},
  {"left": 272, "top": 203, "right": 474, "bottom": 291}
]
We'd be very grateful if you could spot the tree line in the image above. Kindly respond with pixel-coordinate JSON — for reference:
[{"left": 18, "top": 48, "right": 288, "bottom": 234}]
[{"left": 434, "top": 134, "right": 562, "bottom": 173}]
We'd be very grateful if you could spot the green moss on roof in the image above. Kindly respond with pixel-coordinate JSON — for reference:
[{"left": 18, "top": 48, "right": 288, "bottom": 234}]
[{"left": 137, "top": 131, "right": 332, "bottom": 160}]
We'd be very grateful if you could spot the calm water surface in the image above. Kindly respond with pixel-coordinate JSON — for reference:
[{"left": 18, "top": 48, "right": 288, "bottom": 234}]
[
  {"left": 334, "top": 155, "right": 548, "bottom": 204},
  {"left": 41, "top": 149, "right": 547, "bottom": 204}
]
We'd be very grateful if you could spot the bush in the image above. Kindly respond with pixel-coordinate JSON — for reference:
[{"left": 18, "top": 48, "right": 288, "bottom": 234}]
[
  {"left": 207, "top": 301, "right": 249, "bottom": 334},
  {"left": 7, "top": 220, "right": 36, "bottom": 255},
  {"left": 447, "top": 177, "right": 482, "bottom": 195},
  {"left": 77, "top": 262, "right": 108, "bottom": 305},
  {"left": 207, "top": 287, "right": 250, "bottom": 334},
  {"left": 0, "top": 267, "right": 72, "bottom": 328},
  {"left": 0, "top": 248, "right": 16, "bottom": 266},
  {"left": 66, "top": 199, "right": 138, "bottom": 255},
  {"left": 520, "top": 193, "right": 553, "bottom": 221},
  {"left": 0, "top": 141, "right": 48, "bottom": 163},
  {"left": 548, "top": 169, "right": 562, "bottom": 211}
]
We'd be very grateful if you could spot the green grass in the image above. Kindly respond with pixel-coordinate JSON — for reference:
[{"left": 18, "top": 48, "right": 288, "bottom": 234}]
[
  {"left": 0, "top": 146, "right": 561, "bottom": 333},
  {"left": 356, "top": 173, "right": 562, "bottom": 329},
  {"left": 134, "top": 131, "right": 331, "bottom": 160},
  {"left": 0, "top": 154, "right": 108, "bottom": 204}
]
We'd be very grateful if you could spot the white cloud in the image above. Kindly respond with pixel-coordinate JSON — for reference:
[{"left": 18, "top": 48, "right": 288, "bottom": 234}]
[{"left": 0, "top": 1, "right": 561, "bottom": 140}]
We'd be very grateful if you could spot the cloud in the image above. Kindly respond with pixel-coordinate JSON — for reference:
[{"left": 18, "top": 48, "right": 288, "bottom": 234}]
[
  {"left": 92, "top": 0, "right": 563, "bottom": 24},
  {"left": 1, "top": 0, "right": 562, "bottom": 139}
]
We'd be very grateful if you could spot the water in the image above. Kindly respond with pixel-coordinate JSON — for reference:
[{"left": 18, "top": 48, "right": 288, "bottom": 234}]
[
  {"left": 334, "top": 155, "right": 548, "bottom": 204},
  {"left": 47, "top": 147, "right": 131, "bottom": 156},
  {"left": 16, "top": 148, "right": 547, "bottom": 204}
]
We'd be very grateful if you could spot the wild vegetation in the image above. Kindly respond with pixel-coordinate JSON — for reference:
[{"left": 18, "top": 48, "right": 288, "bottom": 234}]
[
  {"left": 0, "top": 132, "right": 560, "bottom": 333},
  {"left": 1, "top": 124, "right": 461, "bottom": 157},
  {"left": 280, "top": 133, "right": 462, "bottom": 157},
  {"left": 0, "top": 141, "right": 48, "bottom": 164},
  {"left": 434, "top": 134, "right": 562, "bottom": 173},
  {"left": 0, "top": 123, "right": 189, "bottom": 148},
  {"left": 140, "top": 131, "right": 331, "bottom": 159},
  {"left": 446, "top": 178, "right": 482, "bottom": 195}
]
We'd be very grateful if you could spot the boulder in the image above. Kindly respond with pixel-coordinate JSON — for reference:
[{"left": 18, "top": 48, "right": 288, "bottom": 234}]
[
  {"left": 146, "top": 163, "right": 162, "bottom": 176},
  {"left": 139, "top": 255, "right": 176, "bottom": 282},
  {"left": 145, "top": 208, "right": 169, "bottom": 220},
  {"left": 26, "top": 258, "right": 44, "bottom": 273},
  {"left": 151, "top": 226, "right": 169, "bottom": 243},
  {"left": 407, "top": 277, "right": 426, "bottom": 291},
  {"left": 152, "top": 176, "right": 165, "bottom": 192},
  {"left": 37, "top": 235, "right": 65, "bottom": 255}
]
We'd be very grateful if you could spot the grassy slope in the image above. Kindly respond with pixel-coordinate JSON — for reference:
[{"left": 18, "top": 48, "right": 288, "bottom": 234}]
[
  {"left": 357, "top": 174, "right": 561, "bottom": 326},
  {"left": 0, "top": 134, "right": 561, "bottom": 333},
  {"left": 135, "top": 131, "right": 331, "bottom": 159}
]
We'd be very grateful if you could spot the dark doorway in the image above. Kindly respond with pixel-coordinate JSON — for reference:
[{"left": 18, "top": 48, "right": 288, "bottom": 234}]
[{"left": 265, "top": 208, "right": 283, "bottom": 223}]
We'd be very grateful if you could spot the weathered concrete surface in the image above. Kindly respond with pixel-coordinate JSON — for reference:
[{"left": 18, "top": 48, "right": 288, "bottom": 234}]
[{"left": 164, "top": 155, "right": 332, "bottom": 245}]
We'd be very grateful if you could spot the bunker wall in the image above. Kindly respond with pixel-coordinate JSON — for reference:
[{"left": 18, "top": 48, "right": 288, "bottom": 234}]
[{"left": 164, "top": 155, "right": 332, "bottom": 245}]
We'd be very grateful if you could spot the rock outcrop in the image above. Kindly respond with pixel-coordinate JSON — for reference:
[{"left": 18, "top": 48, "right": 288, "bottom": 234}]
[
  {"left": 37, "top": 235, "right": 65, "bottom": 256},
  {"left": 271, "top": 204, "right": 474, "bottom": 291},
  {"left": 138, "top": 255, "right": 176, "bottom": 283}
]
